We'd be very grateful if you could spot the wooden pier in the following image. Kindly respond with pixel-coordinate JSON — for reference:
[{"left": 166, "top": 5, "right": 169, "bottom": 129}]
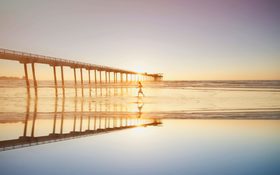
[{"left": 0, "top": 48, "right": 163, "bottom": 96}]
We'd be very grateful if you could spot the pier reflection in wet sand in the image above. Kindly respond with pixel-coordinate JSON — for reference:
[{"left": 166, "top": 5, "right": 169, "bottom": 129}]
[
  {"left": 0, "top": 85, "right": 161, "bottom": 151},
  {"left": 0, "top": 81, "right": 280, "bottom": 175}
]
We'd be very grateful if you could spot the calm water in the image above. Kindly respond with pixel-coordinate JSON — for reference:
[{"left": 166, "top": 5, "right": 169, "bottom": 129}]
[{"left": 0, "top": 80, "right": 280, "bottom": 175}]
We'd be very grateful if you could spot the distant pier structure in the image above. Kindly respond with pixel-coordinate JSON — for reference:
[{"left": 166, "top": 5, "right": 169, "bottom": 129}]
[{"left": 0, "top": 48, "right": 163, "bottom": 96}]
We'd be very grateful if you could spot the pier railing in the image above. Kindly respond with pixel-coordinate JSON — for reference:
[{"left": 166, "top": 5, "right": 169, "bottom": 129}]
[{"left": 0, "top": 48, "right": 135, "bottom": 73}]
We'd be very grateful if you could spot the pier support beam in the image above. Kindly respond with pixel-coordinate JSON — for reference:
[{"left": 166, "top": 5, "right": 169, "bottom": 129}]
[
  {"left": 24, "top": 63, "right": 30, "bottom": 88},
  {"left": 88, "top": 70, "right": 91, "bottom": 87},
  {"left": 31, "top": 63, "right": 37, "bottom": 87},
  {"left": 94, "top": 70, "right": 97, "bottom": 85},
  {"left": 88, "top": 69, "right": 91, "bottom": 96},
  {"left": 31, "top": 63, "right": 38, "bottom": 96},
  {"left": 120, "top": 73, "right": 123, "bottom": 83},
  {"left": 105, "top": 71, "right": 107, "bottom": 84},
  {"left": 61, "top": 66, "right": 65, "bottom": 96},
  {"left": 108, "top": 72, "right": 111, "bottom": 83},
  {"left": 73, "top": 68, "right": 77, "bottom": 96},
  {"left": 99, "top": 70, "right": 102, "bottom": 84},
  {"left": 80, "top": 68, "right": 84, "bottom": 96},
  {"left": 126, "top": 73, "right": 128, "bottom": 83},
  {"left": 23, "top": 63, "right": 30, "bottom": 95},
  {"left": 53, "top": 66, "right": 58, "bottom": 97}
]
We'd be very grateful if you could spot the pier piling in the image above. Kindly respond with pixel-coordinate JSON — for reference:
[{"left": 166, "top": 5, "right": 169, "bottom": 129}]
[
  {"left": 61, "top": 66, "right": 65, "bottom": 96},
  {"left": 73, "top": 68, "right": 77, "bottom": 96},
  {"left": 80, "top": 68, "right": 84, "bottom": 96},
  {"left": 94, "top": 70, "right": 97, "bottom": 85},
  {"left": 53, "top": 66, "right": 58, "bottom": 96}
]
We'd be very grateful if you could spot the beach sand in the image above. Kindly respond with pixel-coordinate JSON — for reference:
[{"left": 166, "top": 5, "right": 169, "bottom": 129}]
[{"left": 0, "top": 80, "right": 280, "bottom": 175}]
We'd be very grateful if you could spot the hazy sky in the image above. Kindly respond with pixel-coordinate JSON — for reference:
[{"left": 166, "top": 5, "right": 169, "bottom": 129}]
[{"left": 0, "top": 0, "right": 279, "bottom": 80}]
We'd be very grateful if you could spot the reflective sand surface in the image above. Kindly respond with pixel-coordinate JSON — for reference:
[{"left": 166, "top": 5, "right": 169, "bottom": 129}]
[
  {"left": 0, "top": 119, "right": 279, "bottom": 175},
  {"left": 0, "top": 80, "right": 279, "bottom": 175},
  {"left": 0, "top": 80, "right": 279, "bottom": 115}
]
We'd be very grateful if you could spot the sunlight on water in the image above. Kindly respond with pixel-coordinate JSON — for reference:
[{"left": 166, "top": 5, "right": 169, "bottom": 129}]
[{"left": 0, "top": 80, "right": 279, "bottom": 115}]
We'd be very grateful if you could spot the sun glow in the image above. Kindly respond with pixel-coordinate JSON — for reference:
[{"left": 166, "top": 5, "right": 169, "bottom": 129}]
[
  {"left": 132, "top": 126, "right": 146, "bottom": 134},
  {"left": 128, "top": 63, "right": 150, "bottom": 74},
  {"left": 133, "top": 67, "right": 145, "bottom": 74}
]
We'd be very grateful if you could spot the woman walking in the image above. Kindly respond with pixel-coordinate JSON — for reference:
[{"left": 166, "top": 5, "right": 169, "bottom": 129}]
[{"left": 137, "top": 81, "right": 144, "bottom": 97}]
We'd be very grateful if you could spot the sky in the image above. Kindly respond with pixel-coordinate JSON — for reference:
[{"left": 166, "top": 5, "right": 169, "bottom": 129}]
[{"left": 0, "top": 0, "right": 279, "bottom": 80}]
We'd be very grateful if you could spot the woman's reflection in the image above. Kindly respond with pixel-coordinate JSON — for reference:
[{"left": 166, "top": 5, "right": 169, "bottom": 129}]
[{"left": 137, "top": 97, "right": 144, "bottom": 119}]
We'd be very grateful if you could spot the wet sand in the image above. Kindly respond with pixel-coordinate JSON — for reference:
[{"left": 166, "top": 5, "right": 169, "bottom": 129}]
[
  {"left": 0, "top": 119, "right": 279, "bottom": 175},
  {"left": 0, "top": 80, "right": 279, "bottom": 175}
]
